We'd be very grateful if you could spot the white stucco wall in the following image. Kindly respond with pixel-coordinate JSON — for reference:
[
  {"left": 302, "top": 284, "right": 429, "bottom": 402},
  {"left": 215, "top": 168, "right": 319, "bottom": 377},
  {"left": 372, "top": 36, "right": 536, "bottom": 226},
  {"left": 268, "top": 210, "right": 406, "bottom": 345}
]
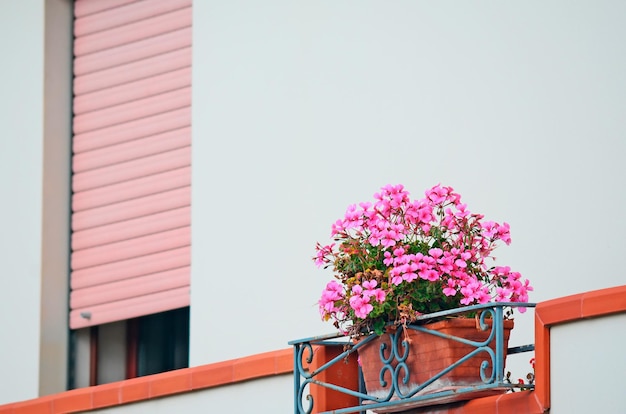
[
  {"left": 0, "top": 1, "right": 47, "bottom": 404},
  {"left": 0, "top": 0, "right": 72, "bottom": 404},
  {"left": 190, "top": 0, "right": 626, "bottom": 366},
  {"left": 550, "top": 313, "right": 626, "bottom": 413},
  {"left": 2, "top": 0, "right": 626, "bottom": 408},
  {"left": 84, "top": 375, "right": 293, "bottom": 414}
]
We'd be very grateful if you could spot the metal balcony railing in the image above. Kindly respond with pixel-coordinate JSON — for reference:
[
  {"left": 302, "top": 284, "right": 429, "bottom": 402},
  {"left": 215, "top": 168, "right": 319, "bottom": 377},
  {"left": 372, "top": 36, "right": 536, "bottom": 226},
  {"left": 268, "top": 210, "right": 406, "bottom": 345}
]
[{"left": 289, "top": 303, "right": 535, "bottom": 414}]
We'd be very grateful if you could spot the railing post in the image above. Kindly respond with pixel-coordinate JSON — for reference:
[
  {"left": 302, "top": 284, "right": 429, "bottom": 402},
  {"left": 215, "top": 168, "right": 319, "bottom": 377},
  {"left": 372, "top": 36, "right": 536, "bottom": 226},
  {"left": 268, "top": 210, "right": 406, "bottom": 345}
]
[
  {"left": 293, "top": 344, "right": 301, "bottom": 414},
  {"left": 494, "top": 305, "right": 504, "bottom": 384}
]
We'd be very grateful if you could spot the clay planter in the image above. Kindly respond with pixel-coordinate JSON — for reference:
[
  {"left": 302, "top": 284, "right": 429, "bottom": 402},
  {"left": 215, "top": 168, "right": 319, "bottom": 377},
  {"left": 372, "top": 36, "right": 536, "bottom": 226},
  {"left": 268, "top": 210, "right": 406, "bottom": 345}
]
[{"left": 357, "top": 318, "right": 514, "bottom": 412}]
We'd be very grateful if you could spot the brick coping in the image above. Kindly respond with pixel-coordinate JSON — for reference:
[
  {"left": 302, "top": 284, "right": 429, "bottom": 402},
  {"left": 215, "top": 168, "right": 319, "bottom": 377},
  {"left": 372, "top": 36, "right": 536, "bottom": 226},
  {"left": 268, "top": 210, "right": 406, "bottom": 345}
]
[{"left": 0, "top": 348, "right": 293, "bottom": 414}]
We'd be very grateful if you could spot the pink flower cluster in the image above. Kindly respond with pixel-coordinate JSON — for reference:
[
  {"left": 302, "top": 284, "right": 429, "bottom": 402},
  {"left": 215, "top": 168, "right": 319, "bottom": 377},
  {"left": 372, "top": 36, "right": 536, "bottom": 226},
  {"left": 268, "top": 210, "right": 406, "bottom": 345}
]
[
  {"left": 315, "top": 184, "right": 532, "bottom": 335},
  {"left": 319, "top": 280, "right": 345, "bottom": 317},
  {"left": 349, "top": 280, "right": 386, "bottom": 318}
]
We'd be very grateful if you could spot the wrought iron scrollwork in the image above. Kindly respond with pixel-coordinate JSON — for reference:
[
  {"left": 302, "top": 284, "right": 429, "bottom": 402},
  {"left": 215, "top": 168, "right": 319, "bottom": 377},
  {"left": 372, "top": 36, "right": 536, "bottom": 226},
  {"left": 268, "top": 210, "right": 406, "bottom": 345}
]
[{"left": 289, "top": 303, "right": 535, "bottom": 414}]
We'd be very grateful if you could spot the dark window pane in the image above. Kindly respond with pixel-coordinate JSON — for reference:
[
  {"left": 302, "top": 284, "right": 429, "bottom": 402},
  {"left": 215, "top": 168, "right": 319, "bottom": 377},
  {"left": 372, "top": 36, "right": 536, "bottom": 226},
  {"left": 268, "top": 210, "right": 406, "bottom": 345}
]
[{"left": 137, "top": 307, "right": 189, "bottom": 376}]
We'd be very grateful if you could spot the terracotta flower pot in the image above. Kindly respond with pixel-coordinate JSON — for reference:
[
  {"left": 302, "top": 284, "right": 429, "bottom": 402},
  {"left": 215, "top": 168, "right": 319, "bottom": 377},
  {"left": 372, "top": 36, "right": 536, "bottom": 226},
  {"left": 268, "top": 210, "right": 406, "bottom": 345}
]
[{"left": 357, "top": 318, "right": 514, "bottom": 412}]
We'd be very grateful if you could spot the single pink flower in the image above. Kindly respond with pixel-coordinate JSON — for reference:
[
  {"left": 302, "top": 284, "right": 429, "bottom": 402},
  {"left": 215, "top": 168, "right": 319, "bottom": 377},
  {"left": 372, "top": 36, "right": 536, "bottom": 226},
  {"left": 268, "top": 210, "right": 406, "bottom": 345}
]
[
  {"left": 363, "top": 280, "right": 377, "bottom": 290},
  {"left": 373, "top": 289, "right": 386, "bottom": 303},
  {"left": 383, "top": 251, "right": 393, "bottom": 266},
  {"left": 429, "top": 248, "right": 443, "bottom": 258},
  {"left": 454, "top": 259, "right": 467, "bottom": 269},
  {"left": 443, "top": 279, "right": 457, "bottom": 296},
  {"left": 419, "top": 269, "right": 439, "bottom": 282}
]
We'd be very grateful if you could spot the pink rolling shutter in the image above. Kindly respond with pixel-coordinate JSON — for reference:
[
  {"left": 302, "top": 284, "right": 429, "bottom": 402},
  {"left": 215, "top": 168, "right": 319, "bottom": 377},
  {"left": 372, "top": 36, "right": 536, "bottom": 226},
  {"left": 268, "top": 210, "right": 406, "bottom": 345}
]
[{"left": 70, "top": 0, "right": 192, "bottom": 329}]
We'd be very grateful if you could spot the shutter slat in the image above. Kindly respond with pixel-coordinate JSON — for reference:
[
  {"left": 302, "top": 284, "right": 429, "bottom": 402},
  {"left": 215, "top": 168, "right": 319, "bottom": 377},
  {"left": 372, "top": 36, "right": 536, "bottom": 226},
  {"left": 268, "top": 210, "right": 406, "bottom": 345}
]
[
  {"left": 73, "top": 127, "right": 190, "bottom": 173},
  {"left": 73, "top": 147, "right": 190, "bottom": 192},
  {"left": 70, "top": 266, "right": 189, "bottom": 309},
  {"left": 71, "top": 227, "right": 189, "bottom": 271},
  {"left": 70, "top": 287, "right": 189, "bottom": 329},
  {"left": 73, "top": 87, "right": 190, "bottom": 135},
  {"left": 75, "top": 0, "right": 191, "bottom": 36},
  {"left": 72, "top": 166, "right": 190, "bottom": 211},
  {"left": 74, "top": 67, "right": 190, "bottom": 115},
  {"left": 72, "top": 187, "right": 190, "bottom": 231},
  {"left": 71, "top": 246, "right": 190, "bottom": 290},
  {"left": 74, "top": 0, "right": 139, "bottom": 18},
  {"left": 74, "top": 27, "right": 191, "bottom": 75},
  {"left": 72, "top": 206, "right": 190, "bottom": 251},
  {"left": 74, "top": 47, "right": 191, "bottom": 95},
  {"left": 73, "top": 107, "right": 190, "bottom": 153},
  {"left": 75, "top": 7, "right": 191, "bottom": 56}
]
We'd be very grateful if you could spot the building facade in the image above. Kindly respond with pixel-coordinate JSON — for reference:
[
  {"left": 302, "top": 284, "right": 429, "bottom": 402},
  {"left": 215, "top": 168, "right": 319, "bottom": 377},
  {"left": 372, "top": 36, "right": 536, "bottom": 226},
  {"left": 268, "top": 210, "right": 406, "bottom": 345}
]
[{"left": 1, "top": 0, "right": 625, "bottom": 412}]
